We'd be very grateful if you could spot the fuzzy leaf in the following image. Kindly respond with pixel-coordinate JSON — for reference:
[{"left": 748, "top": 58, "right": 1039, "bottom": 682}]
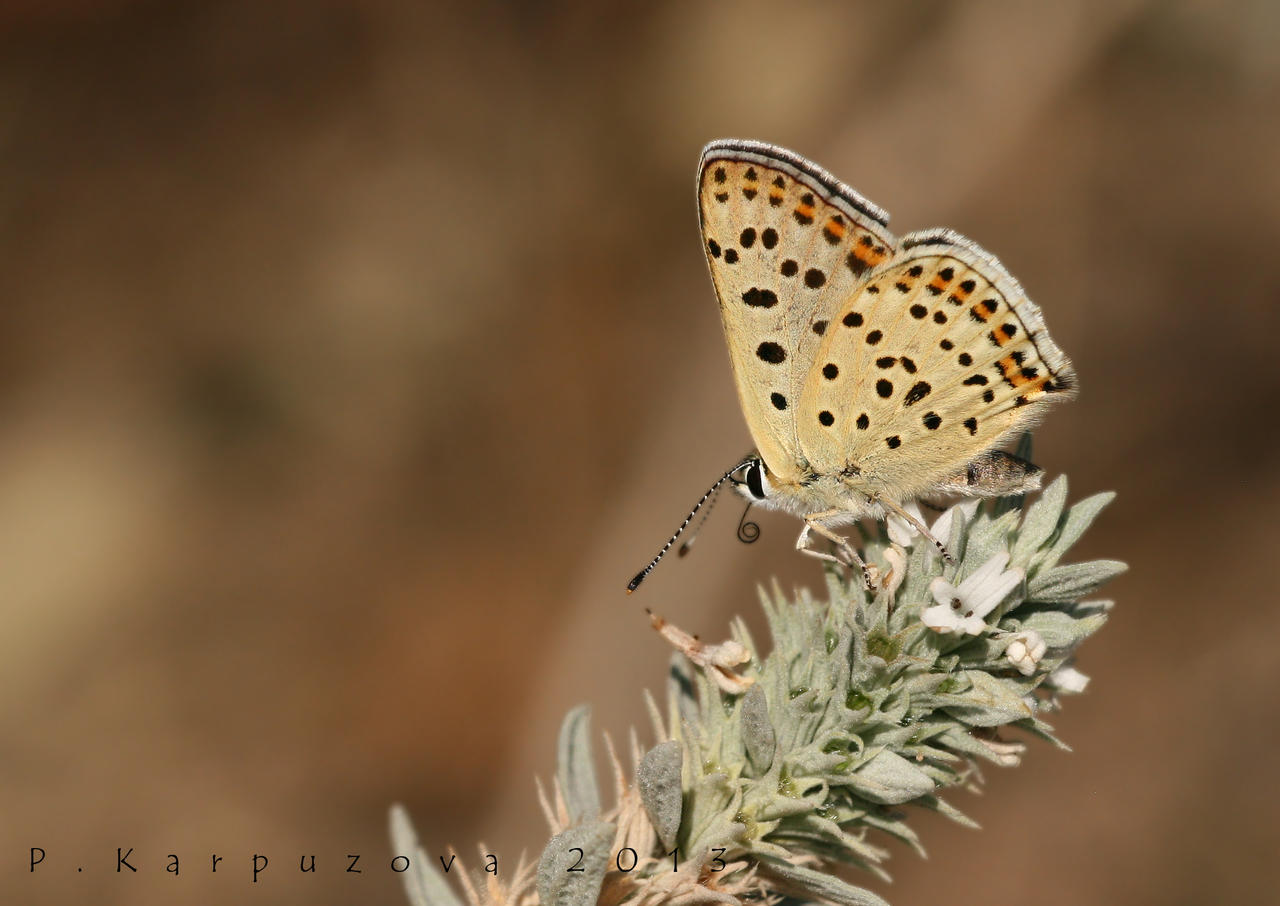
[
  {"left": 536, "top": 822, "right": 614, "bottom": 906},
  {"left": 668, "top": 654, "right": 700, "bottom": 729},
  {"left": 847, "top": 749, "right": 935, "bottom": 804},
  {"left": 760, "top": 858, "right": 892, "bottom": 906},
  {"left": 916, "top": 794, "right": 980, "bottom": 828},
  {"left": 942, "top": 670, "right": 1034, "bottom": 727},
  {"left": 740, "top": 683, "right": 777, "bottom": 772},
  {"left": 1016, "top": 609, "right": 1106, "bottom": 648},
  {"left": 1038, "top": 491, "right": 1116, "bottom": 571},
  {"left": 1029, "top": 560, "right": 1128, "bottom": 603},
  {"left": 556, "top": 706, "right": 600, "bottom": 823},
  {"left": 959, "top": 510, "right": 1020, "bottom": 578},
  {"left": 637, "top": 740, "right": 683, "bottom": 851},
  {"left": 388, "top": 805, "right": 464, "bottom": 906},
  {"left": 1012, "top": 475, "right": 1068, "bottom": 562},
  {"left": 756, "top": 794, "right": 821, "bottom": 820}
]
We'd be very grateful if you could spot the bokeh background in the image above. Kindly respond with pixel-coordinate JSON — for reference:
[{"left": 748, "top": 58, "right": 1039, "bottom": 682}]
[{"left": 2, "top": 0, "right": 1278, "bottom": 903}]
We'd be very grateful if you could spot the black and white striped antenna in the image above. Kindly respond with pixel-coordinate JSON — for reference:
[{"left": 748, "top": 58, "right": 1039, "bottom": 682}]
[{"left": 626, "top": 454, "right": 756, "bottom": 594}]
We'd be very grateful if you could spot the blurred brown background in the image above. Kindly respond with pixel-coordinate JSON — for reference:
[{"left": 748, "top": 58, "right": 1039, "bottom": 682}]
[{"left": 2, "top": 0, "right": 1278, "bottom": 903}]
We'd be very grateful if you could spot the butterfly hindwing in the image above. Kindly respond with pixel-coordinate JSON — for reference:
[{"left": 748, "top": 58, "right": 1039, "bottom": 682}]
[
  {"left": 797, "top": 229, "right": 1076, "bottom": 498},
  {"left": 698, "top": 140, "right": 896, "bottom": 482}
]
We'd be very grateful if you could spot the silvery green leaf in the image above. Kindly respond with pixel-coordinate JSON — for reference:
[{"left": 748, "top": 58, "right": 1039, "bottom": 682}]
[
  {"left": 916, "top": 794, "right": 980, "bottom": 828},
  {"left": 793, "top": 813, "right": 894, "bottom": 865},
  {"left": 847, "top": 749, "right": 935, "bottom": 804},
  {"left": 1012, "top": 475, "right": 1068, "bottom": 563},
  {"left": 1037, "top": 491, "right": 1116, "bottom": 572},
  {"left": 901, "top": 671, "right": 953, "bottom": 696},
  {"left": 789, "top": 748, "right": 848, "bottom": 776},
  {"left": 637, "top": 740, "right": 683, "bottom": 850},
  {"left": 1029, "top": 559, "right": 1128, "bottom": 603},
  {"left": 959, "top": 510, "right": 1020, "bottom": 578},
  {"left": 934, "top": 725, "right": 997, "bottom": 758},
  {"left": 1018, "top": 717, "right": 1070, "bottom": 750},
  {"left": 1018, "top": 610, "right": 1106, "bottom": 648},
  {"left": 388, "top": 804, "right": 464, "bottom": 906},
  {"left": 948, "top": 634, "right": 1007, "bottom": 667},
  {"left": 942, "top": 670, "right": 1034, "bottom": 727},
  {"left": 760, "top": 858, "right": 891, "bottom": 906},
  {"left": 756, "top": 793, "right": 822, "bottom": 820},
  {"left": 740, "top": 683, "right": 776, "bottom": 772},
  {"left": 556, "top": 706, "right": 599, "bottom": 823},
  {"left": 946, "top": 504, "right": 972, "bottom": 565},
  {"left": 685, "top": 768, "right": 737, "bottom": 836},
  {"left": 536, "top": 822, "right": 614, "bottom": 906},
  {"left": 667, "top": 654, "right": 700, "bottom": 734},
  {"left": 859, "top": 808, "right": 925, "bottom": 856}
]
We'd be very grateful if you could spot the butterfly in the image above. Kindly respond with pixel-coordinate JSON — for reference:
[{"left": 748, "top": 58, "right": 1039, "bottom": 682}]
[{"left": 628, "top": 139, "right": 1075, "bottom": 593}]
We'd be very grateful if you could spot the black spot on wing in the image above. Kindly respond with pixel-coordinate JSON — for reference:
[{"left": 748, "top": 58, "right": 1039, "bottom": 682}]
[
  {"left": 903, "top": 381, "right": 931, "bottom": 405},
  {"left": 756, "top": 342, "right": 786, "bottom": 364},
  {"left": 741, "top": 287, "right": 778, "bottom": 308}
]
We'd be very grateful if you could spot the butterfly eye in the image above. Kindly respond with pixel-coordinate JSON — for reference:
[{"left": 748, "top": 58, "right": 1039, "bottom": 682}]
[{"left": 744, "top": 460, "right": 771, "bottom": 501}]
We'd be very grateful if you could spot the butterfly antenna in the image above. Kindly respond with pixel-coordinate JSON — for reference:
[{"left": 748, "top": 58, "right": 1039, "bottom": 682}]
[
  {"left": 676, "top": 483, "right": 724, "bottom": 558},
  {"left": 627, "top": 456, "right": 755, "bottom": 594}
]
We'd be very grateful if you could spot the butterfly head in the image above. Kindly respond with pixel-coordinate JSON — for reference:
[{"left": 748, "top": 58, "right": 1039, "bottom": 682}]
[{"left": 731, "top": 455, "right": 774, "bottom": 503}]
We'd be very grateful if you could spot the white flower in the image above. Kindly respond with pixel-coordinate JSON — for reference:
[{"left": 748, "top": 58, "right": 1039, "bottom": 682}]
[
  {"left": 887, "top": 499, "right": 981, "bottom": 553},
  {"left": 922, "top": 551, "right": 1024, "bottom": 635},
  {"left": 1047, "top": 664, "right": 1090, "bottom": 693},
  {"left": 1004, "top": 630, "right": 1047, "bottom": 675}
]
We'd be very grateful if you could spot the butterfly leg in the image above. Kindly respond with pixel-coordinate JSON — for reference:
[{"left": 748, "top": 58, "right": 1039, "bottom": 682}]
[
  {"left": 875, "top": 496, "right": 956, "bottom": 564},
  {"left": 797, "top": 510, "right": 877, "bottom": 590}
]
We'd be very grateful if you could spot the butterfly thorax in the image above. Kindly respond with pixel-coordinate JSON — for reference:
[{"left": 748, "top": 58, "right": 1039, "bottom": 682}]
[{"left": 732, "top": 458, "right": 886, "bottom": 525}]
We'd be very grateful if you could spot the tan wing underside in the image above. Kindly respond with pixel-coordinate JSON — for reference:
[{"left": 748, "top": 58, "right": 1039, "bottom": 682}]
[
  {"left": 797, "top": 234, "right": 1076, "bottom": 500},
  {"left": 698, "top": 150, "right": 896, "bottom": 483}
]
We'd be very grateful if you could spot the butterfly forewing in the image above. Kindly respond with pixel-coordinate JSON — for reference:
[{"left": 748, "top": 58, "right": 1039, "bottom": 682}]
[
  {"left": 797, "top": 230, "right": 1076, "bottom": 498},
  {"left": 698, "top": 140, "right": 896, "bottom": 482}
]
